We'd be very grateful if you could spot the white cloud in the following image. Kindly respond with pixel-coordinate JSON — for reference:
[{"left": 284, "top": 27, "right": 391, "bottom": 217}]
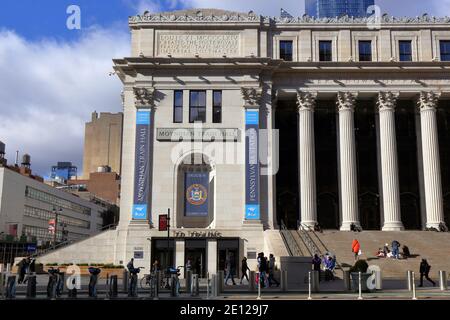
[{"left": 0, "top": 27, "right": 130, "bottom": 177}]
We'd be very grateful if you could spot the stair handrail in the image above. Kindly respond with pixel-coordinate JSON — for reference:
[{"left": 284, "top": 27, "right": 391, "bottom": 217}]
[
  {"left": 299, "top": 223, "right": 344, "bottom": 273},
  {"left": 280, "top": 220, "right": 304, "bottom": 256},
  {"left": 297, "top": 225, "right": 320, "bottom": 257}
]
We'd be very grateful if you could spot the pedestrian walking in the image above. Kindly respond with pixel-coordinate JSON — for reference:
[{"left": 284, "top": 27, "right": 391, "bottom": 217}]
[
  {"left": 257, "top": 253, "right": 268, "bottom": 288},
  {"left": 268, "top": 254, "right": 280, "bottom": 287},
  {"left": 352, "top": 239, "right": 361, "bottom": 261},
  {"left": 240, "top": 257, "right": 250, "bottom": 284},
  {"left": 224, "top": 252, "right": 237, "bottom": 285},
  {"left": 419, "top": 259, "right": 436, "bottom": 287}
]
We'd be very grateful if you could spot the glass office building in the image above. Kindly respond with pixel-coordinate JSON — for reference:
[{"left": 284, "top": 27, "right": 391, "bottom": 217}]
[{"left": 305, "top": 0, "right": 375, "bottom": 18}]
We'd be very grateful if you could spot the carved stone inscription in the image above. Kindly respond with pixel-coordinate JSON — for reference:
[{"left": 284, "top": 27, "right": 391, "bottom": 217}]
[{"left": 158, "top": 34, "right": 240, "bottom": 56}]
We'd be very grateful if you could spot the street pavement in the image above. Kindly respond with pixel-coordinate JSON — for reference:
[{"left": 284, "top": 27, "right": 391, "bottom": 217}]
[{"left": 2, "top": 274, "right": 449, "bottom": 300}]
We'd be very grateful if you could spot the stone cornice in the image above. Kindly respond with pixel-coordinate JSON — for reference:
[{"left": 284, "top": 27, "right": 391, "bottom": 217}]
[
  {"left": 296, "top": 91, "right": 317, "bottom": 112},
  {"left": 417, "top": 91, "right": 441, "bottom": 111},
  {"left": 377, "top": 91, "right": 399, "bottom": 112},
  {"left": 129, "top": 10, "right": 450, "bottom": 26},
  {"left": 133, "top": 86, "right": 155, "bottom": 108},
  {"left": 336, "top": 92, "right": 358, "bottom": 111}
]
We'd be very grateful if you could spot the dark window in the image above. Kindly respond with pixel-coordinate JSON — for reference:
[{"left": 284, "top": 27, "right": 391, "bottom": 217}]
[
  {"left": 319, "top": 41, "right": 332, "bottom": 61},
  {"left": 399, "top": 41, "right": 412, "bottom": 62},
  {"left": 189, "top": 91, "right": 206, "bottom": 123},
  {"left": 173, "top": 90, "right": 183, "bottom": 123},
  {"left": 359, "top": 41, "right": 372, "bottom": 61},
  {"left": 280, "top": 40, "right": 293, "bottom": 61},
  {"left": 213, "top": 90, "right": 222, "bottom": 123},
  {"left": 440, "top": 40, "right": 450, "bottom": 61}
]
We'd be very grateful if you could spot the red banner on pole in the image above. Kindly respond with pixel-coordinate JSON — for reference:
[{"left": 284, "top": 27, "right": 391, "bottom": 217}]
[{"left": 159, "top": 215, "right": 168, "bottom": 231}]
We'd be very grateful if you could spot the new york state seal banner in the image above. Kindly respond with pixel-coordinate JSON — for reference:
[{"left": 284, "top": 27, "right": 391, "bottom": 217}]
[{"left": 184, "top": 172, "right": 209, "bottom": 217}]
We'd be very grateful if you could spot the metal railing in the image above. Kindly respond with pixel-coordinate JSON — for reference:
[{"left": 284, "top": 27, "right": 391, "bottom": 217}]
[
  {"left": 30, "top": 223, "right": 118, "bottom": 258},
  {"left": 298, "top": 223, "right": 344, "bottom": 273},
  {"left": 280, "top": 221, "right": 304, "bottom": 256}
]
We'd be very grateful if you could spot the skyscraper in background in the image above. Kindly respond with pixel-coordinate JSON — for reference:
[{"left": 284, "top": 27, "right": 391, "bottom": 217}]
[
  {"left": 305, "top": 0, "right": 375, "bottom": 18},
  {"left": 82, "top": 112, "right": 123, "bottom": 179}
]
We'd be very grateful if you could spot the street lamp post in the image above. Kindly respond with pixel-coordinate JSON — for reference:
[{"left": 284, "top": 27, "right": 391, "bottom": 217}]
[{"left": 167, "top": 208, "right": 171, "bottom": 271}]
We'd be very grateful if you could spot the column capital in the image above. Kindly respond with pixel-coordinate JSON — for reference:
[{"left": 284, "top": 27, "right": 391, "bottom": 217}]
[
  {"left": 296, "top": 91, "right": 317, "bottom": 111},
  {"left": 377, "top": 91, "right": 399, "bottom": 112},
  {"left": 241, "top": 87, "right": 262, "bottom": 108},
  {"left": 336, "top": 92, "right": 358, "bottom": 111},
  {"left": 133, "top": 86, "right": 155, "bottom": 108},
  {"left": 417, "top": 91, "right": 441, "bottom": 111}
]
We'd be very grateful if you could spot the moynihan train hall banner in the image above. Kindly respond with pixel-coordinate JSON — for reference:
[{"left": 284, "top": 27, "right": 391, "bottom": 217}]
[
  {"left": 132, "top": 109, "right": 151, "bottom": 220},
  {"left": 245, "top": 109, "right": 260, "bottom": 220}
]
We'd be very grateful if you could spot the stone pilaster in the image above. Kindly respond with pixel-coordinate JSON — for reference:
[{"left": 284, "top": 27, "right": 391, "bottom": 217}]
[
  {"left": 336, "top": 92, "right": 360, "bottom": 231},
  {"left": 377, "top": 92, "right": 404, "bottom": 231},
  {"left": 297, "top": 91, "right": 317, "bottom": 229},
  {"left": 417, "top": 91, "right": 446, "bottom": 230}
]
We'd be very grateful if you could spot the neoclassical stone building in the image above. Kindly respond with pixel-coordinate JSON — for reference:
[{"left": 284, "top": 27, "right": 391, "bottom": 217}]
[{"left": 38, "top": 9, "right": 450, "bottom": 274}]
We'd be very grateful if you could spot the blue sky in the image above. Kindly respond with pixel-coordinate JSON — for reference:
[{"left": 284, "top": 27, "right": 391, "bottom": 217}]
[{"left": 1, "top": 0, "right": 450, "bottom": 177}]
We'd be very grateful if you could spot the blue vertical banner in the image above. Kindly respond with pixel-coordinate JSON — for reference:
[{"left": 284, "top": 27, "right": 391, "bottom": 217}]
[
  {"left": 185, "top": 172, "right": 209, "bottom": 217},
  {"left": 245, "top": 110, "right": 260, "bottom": 220},
  {"left": 132, "top": 109, "right": 151, "bottom": 220}
]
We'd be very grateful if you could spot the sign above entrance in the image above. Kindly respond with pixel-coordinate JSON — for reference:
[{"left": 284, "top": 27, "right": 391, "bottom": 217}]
[
  {"left": 173, "top": 230, "right": 222, "bottom": 238},
  {"left": 156, "top": 128, "right": 240, "bottom": 142}
]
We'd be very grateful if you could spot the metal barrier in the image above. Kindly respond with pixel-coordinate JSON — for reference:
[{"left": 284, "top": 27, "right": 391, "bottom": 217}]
[
  {"left": 218, "top": 271, "right": 224, "bottom": 294},
  {"left": 26, "top": 275, "right": 37, "bottom": 298},
  {"left": 6, "top": 275, "right": 16, "bottom": 299},
  {"left": 439, "top": 271, "right": 448, "bottom": 291},
  {"left": 47, "top": 270, "right": 58, "bottom": 299},
  {"left": 344, "top": 270, "right": 351, "bottom": 291},
  {"left": 249, "top": 271, "right": 256, "bottom": 292},
  {"left": 128, "top": 273, "right": 138, "bottom": 297},
  {"left": 212, "top": 274, "right": 219, "bottom": 297},
  {"left": 88, "top": 268, "right": 101, "bottom": 298},
  {"left": 191, "top": 274, "right": 199, "bottom": 296},
  {"left": 406, "top": 270, "right": 413, "bottom": 291},
  {"left": 185, "top": 270, "right": 192, "bottom": 293},
  {"left": 170, "top": 274, "right": 180, "bottom": 297},
  {"left": 123, "top": 270, "right": 129, "bottom": 294},
  {"left": 311, "top": 270, "right": 320, "bottom": 292},
  {"left": 108, "top": 275, "right": 118, "bottom": 298},
  {"left": 150, "top": 272, "right": 159, "bottom": 299},
  {"left": 281, "top": 270, "right": 288, "bottom": 292},
  {"left": 0, "top": 271, "right": 5, "bottom": 299}
]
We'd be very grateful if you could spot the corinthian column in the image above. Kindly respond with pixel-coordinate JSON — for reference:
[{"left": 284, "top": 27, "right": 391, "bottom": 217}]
[
  {"left": 377, "top": 92, "right": 404, "bottom": 231},
  {"left": 297, "top": 91, "right": 317, "bottom": 229},
  {"left": 418, "top": 91, "right": 446, "bottom": 230},
  {"left": 337, "top": 92, "right": 360, "bottom": 231}
]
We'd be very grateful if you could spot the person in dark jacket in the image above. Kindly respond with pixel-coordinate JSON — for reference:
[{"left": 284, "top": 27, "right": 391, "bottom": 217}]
[
  {"left": 419, "top": 259, "right": 436, "bottom": 287},
  {"left": 240, "top": 257, "right": 250, "bottom": 284},
  {"left": 312, "top": 254, "right": 321, "bottom": 272}
]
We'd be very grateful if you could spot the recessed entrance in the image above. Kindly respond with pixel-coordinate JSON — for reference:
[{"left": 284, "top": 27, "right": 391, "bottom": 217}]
[
  {"left": 151, "top": 239, "right": 174, "bottom": 271},
  {"left": 217, "top": 239, "right": 239, "bottom": 276},
  {"left": 275, "top": 100, "right": 299, "bottom": 229},
  {"left": 185, "top": 239, "right": 206, "bottom": 278}
]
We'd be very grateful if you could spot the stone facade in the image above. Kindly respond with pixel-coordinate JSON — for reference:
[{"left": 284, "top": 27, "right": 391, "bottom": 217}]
[{"left": 37, "top": 9, "right": 450, "bottom": 275}]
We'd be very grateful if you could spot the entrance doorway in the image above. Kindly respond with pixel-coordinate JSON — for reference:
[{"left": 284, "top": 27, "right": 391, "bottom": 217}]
[
  {"left": 151, "top": 239, "right": 174, "bottom": 271},
  {"left": 185, "top": 239, "right": 206, "bottom": 278},
  {"left": 275, "top": 100, "right": 299, "bottom": 229},
  {"left": 217, "top": 239, "right": 239, "bottom": 277}
]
